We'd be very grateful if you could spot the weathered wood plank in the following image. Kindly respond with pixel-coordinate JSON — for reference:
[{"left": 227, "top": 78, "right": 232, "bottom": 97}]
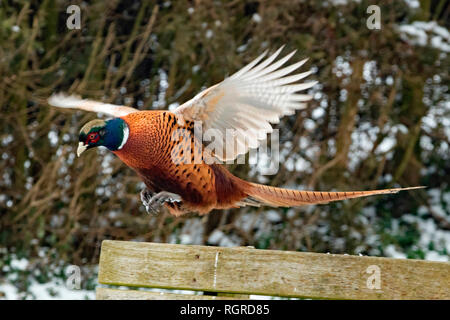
[
  {"left": 96, "top": 287, "right": 237, "bottom": 300},
  {"left": 98, "top": 240, "right": 450, "bottom": 300}
]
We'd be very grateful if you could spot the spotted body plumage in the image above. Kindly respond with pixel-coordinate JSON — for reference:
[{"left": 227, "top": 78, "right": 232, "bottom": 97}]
[{"left": 113, "top": 111, "right": 248, "bottom": 215}]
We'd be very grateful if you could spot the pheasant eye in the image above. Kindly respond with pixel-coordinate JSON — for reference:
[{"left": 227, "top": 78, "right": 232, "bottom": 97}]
[{"left": 88, "top": 132, "right": 100, "bottom": 143}]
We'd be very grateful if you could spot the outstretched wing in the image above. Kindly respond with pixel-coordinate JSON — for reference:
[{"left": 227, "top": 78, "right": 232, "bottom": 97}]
[
  {"left": 48, "top": 93, "right": 139, "bottom": 117},
  {"left": 174, "top": 46, "right": 317, "bottom": 161}
]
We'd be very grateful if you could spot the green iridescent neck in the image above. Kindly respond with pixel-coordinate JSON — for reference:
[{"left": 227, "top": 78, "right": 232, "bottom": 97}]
[{"left": 104, "top": 118, "right": 129, "bottom": 151}]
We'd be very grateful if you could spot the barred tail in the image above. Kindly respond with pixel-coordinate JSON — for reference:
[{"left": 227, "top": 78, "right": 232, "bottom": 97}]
[{"left": 240, "top": 183, "right": 425, "bottom": 208}]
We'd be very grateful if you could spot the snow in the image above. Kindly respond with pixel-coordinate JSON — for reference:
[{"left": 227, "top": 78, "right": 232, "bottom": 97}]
[
  {"left": 333, "top": 55, "right": 353, "bottom": 78},
  {"left": 425, "top": 251, "right": 448, "bottom": 262},
  {"left": 349, "top": 123, "right": 377, "bottom": 170},
  {"left": 1, "top": 134, "right": 13, "bottom": 146},
  {"left": 397, "top": 212, "right": 450, "bottom": 262},
  {"left": 237, "top": 43, "right": 249, "bottom": 53},
  {"left": 0, "top": 279, "right": 95, "bottom": 300},
  {"left": 191, "top": 65, "right": 200, "bottom": 73},
  {"left": 205, "top": 29, "right": 213, "bottom": 39},
  {"left": 152, "top": 69, "right": 169, "bottom": 108},
  {"left": 47, "top": 130, "right": 59, "bottom": 146},
  {"left": 10, "top": 258, "right": 28, "bottom": 271},
  {"left": 328, "top": 0, "right": 356, "bottom": 6},
  {"left": 311, "top": 107, "right": 325, "bottom": 119},
  {"left": 169, "top": 218, "right": 204, "bottom": 245},
  {"left": 252, "top": 14, "right": 262, "bottom": 23},
  {"left": 266, "top": 210, "right": 282, "bottom": 223},
  {"left": 397, "top": 21, "right": 450, "bottom": 52},
  {"left": 404, "top": 0, "right": 420, "bottom": 9},
  {"left": 384, "top": 244, "right": 407, "bottom": 259},
  {"left": 363, "top": 60, "right": 377, "bottom": 84},
  {"left": 0, "top": 255, "right": 96, "bottom": 300}
]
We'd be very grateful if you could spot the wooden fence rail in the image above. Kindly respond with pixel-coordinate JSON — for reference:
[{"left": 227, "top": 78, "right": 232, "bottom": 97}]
[{"left": 96, "top": 240, "right": 450, "bottom": 300}]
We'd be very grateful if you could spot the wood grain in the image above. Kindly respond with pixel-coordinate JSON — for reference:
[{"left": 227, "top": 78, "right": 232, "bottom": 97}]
[{"left": 98, "top": 240, "right": 450, "bottom": 300}]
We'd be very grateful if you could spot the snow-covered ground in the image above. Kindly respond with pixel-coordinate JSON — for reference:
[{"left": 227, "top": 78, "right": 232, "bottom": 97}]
[{"left": 0, "top": 279, "right": 95, "bottom": 300}]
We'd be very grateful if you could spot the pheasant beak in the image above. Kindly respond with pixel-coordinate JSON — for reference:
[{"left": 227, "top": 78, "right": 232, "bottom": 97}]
[{"left": 77, "top": 142, "right": 88, "bottom": 157}]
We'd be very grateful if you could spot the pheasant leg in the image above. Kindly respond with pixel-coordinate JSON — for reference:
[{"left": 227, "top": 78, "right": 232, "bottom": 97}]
[{"left": 140, "top": 189, "right": 181, "bottom": 214}]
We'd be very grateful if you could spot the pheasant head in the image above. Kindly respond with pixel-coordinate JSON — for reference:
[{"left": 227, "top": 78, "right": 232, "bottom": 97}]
[{"left": 77, "top": 118, "right": 129, "bottom": 156}]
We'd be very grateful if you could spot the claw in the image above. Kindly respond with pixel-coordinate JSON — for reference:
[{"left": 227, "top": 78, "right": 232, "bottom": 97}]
[{"left": 140, "top": 189, "right": 182, "bottom": 215}]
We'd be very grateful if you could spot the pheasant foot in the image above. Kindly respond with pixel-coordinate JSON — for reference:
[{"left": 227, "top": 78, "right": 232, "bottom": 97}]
[{"left": 140, "top": 189, "right": 181, "bottom": 214}]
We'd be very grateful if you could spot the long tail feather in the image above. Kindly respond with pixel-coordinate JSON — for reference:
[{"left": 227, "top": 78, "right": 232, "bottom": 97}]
[{"left": 243, "top": 183, "right": 425, "bottom": 207}]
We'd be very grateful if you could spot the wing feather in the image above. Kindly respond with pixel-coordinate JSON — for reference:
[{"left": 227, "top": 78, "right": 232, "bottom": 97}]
[
  {"left": 48, "top": 93, "right": 138, "bottom": 118},
  {"left": 174, "top": 47, "right": 316, "bottom": 161}
]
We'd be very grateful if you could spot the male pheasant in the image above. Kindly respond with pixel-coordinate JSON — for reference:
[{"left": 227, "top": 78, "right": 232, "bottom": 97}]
[{"left": 48, "top": 47, "right": 422, "bottom": 216}]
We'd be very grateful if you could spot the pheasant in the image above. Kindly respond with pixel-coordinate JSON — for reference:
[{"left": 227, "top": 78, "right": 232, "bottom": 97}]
[{"left": 48, "top": 47, "right": 422, "bottom": 216}]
